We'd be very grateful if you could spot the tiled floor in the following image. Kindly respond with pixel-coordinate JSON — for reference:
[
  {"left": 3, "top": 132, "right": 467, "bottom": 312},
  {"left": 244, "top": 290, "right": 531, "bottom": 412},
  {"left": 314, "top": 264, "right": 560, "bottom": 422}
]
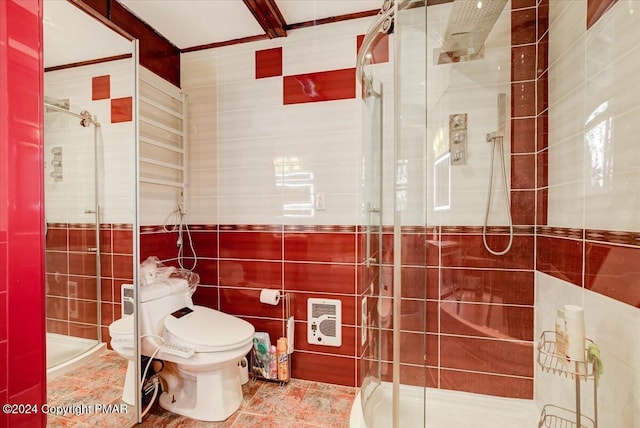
[
  {"left": 47, "top": 351, "right": 356, "bottom": 428},
  {"left": 46, "top": 351, "right": 135, "bottom": 427}
]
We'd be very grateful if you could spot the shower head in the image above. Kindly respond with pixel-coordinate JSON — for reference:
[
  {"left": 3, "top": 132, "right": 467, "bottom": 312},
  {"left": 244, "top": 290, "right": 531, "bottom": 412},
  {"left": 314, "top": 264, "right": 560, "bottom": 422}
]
[
  {"left": 79, "top": 110, "right": 99, "bottom": 127},
  {"left": 435, "top": 0, "right": 507, "bottom": 65}
]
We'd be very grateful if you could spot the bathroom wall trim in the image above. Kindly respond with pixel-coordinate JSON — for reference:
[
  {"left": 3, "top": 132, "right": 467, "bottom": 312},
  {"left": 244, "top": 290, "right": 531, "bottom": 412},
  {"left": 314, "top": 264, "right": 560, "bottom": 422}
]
[
  {"left": 44, "top": 53, "right": 132, "bottom": 73},
  {"left": 286, "top": 10, "right": 380, "bottom": 31}
]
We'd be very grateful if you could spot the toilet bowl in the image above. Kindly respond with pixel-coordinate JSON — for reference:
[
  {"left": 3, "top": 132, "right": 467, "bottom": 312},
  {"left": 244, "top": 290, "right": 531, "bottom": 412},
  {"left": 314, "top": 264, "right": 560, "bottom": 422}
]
[
  {"left": 108, "top": 279, "right": 255, "bottom": 421},
  {"left": 108, "top": 315, "right": 136, "bottom": 406}
]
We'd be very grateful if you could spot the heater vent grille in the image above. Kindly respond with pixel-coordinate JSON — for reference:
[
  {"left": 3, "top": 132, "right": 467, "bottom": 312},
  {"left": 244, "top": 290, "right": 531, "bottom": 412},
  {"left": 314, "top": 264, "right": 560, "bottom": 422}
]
[{"left": 307, "top": 298, "right": 341, "bottom": 347}]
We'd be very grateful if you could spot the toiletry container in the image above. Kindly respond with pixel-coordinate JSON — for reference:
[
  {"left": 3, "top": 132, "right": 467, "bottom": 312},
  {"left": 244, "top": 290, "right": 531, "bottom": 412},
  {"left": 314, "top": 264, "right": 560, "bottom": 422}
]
[
  {"left": 251, "top": 332, "right": 271, "bottom": 379},
  {"left": 564, "top": 305, "right": 585, "bottom": 373},
  {"left": 277, "top": 337, "right": 288, "bottom": 381},
  {"left": 554, "top": 308, "right": 567, "bottom": 365},
  {"left": 269, "top": 345, "right": 277, "bottom": 379}
]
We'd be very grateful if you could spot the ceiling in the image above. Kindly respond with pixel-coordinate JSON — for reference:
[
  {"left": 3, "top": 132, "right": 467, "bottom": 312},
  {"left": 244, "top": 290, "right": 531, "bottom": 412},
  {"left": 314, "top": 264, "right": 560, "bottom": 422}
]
[{"left": 44, "top": 0, "right": 383, "bottom": 68}]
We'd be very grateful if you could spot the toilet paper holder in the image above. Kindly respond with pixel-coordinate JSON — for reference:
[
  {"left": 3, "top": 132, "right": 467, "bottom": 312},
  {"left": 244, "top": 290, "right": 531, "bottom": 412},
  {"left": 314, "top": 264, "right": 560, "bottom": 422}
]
[{"left": 253, "top": 289, "right": 293, "bottom": 383}]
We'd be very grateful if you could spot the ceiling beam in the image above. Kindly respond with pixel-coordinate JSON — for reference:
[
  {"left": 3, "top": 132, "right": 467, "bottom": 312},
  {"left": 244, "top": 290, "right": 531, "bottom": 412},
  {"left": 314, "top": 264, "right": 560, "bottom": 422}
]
[
  {"left": 67, "top": 0, "right": 181, "bottom": 87},
  {"left": 242, "top": 0, "right": 288, "bottom": 39}
]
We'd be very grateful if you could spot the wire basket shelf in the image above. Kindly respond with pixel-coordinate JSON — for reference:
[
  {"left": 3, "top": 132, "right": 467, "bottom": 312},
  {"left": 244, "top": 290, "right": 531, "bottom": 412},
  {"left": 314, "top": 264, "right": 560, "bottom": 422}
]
[
  {"left": 538, "top": 404, "right": 595, "bottom": 428},
  {"left": 537, "top": 331, "right": 596, "bottom": 380}
]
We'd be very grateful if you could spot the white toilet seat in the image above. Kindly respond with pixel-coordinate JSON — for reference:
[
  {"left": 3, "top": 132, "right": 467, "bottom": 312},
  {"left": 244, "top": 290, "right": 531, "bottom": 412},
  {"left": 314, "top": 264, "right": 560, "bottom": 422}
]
[
  {"left": 109, "top": 315, "right": 134, "bottom": 350},
  {"left": 163, "top": 306, "right": 254, "bottom": 353}
]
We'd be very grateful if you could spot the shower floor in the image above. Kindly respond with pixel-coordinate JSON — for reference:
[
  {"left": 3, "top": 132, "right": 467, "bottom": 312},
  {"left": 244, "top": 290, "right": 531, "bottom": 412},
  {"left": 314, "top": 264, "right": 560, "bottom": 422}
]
[
  {"left": 46, "top": 333, "right": 103, "bottom": 377},
  {"left": 352, "top": 382, "right": 539, "bottom": 428}
]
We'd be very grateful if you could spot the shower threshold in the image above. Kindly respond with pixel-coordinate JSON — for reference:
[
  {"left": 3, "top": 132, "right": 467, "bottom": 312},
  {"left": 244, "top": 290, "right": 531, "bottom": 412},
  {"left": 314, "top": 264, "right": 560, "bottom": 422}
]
[{"left": 351, "top": 381, "right": 539, "bottom": 428}]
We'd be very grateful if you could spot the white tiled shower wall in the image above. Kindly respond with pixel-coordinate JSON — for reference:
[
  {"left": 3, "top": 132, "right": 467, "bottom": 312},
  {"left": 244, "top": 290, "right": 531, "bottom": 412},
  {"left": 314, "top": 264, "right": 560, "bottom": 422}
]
[
  {"left": 547, "top": 0, "right": 640, "bottom": 232},
  {"left": 536, "top": 2, "right": 640, "bottom": 426},
  {"left": 44, "top": 58, "right": 136, "bottom": 225}
]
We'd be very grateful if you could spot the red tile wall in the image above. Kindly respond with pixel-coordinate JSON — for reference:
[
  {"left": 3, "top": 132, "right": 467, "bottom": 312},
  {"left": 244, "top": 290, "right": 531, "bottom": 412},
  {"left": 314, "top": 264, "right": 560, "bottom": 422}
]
[
  {"left": 587, "top": 0, "right": 619, "bottom": 29},
  {"left": 0, "top": 0, "right": 46, "bottom": 425},
  {"left": 537, "top": 228, "right": 640, "bottom": 308},
  {"left": 255, "top": 47, "right": 283, "bottom": 79},
  {"left": 536, "top": 0, "right": 549, "bottom": 225},
  {"left": 358, "top": 226, "right": 536, "bottom": 398},
  {"left": 356, "top": 33, "right": 390, "bottom": 64},
  {"left": 141, "top": 225, "right": 359, "bottom": 386},
  {"left": 283, "top": 68, "right": 356, "bottom": 105},
  {"left": 110, "top": 96, "right": 133, "bottom": 123},
  {"left": 45, "top": 224, "right": 134, "bottom": 347},
  {"left": 91, "top": 75, "right": 110, "bottom": 100},
  {"left": 511, "top": 1, "right": 538, "bottom": 227}
]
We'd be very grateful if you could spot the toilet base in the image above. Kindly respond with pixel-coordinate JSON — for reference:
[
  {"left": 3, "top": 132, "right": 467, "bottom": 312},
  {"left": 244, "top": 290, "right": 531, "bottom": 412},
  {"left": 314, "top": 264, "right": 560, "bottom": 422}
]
[
  {"left": 122, "top": 360, "right": 136, "bottom": 406},
  {"left": 158, "top": 359, "right": 243, "bottom": 421}
]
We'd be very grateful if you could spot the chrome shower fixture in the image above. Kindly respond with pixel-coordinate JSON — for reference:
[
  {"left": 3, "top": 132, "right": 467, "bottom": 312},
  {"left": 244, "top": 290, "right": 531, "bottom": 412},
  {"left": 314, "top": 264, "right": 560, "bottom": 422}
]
[
  {"left": 379, "top": 0, "right": 394, "bottom": 34},
  {"left": 449, "top": 113, "right": 468, "bottom": 165},
  {"left": 44, "top": 96, "right": 70, "bottom": 113},
  {"left": 79, "top": 110, "right": 95, "bottom": 127},
  {"left": 483, "top": 93, "right": 513, "bottom": 256},
  {"left": 435, "top": 0, "right": 508, "bottom": 65},
  {"left": 356, "top": 0, "right": 396, "bottom": 81},
  {"left": 50, "top": 146, "right": 63, "bottom": 182}
]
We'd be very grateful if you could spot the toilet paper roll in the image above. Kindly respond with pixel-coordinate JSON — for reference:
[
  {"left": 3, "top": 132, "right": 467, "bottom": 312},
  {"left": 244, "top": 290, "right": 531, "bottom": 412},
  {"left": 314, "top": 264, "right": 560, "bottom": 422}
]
[{"left": 260, "top": 289, "right": 281, "bottom": 305}]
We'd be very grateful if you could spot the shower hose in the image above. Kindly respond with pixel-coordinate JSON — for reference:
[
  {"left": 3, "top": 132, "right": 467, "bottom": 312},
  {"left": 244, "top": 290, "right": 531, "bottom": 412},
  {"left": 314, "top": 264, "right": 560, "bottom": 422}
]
[{"left": 482, "top": 136, "right": 513, "bottom": 256}]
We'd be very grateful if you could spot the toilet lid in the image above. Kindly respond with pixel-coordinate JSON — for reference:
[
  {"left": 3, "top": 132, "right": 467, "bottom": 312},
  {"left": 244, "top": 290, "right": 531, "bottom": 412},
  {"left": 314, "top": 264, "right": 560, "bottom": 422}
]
[
  {"left": 163, "top": 306, "right": 254, "bottom": 352},
  {"left": 109, "top": 315, "right": 134, "bottom": 337}
]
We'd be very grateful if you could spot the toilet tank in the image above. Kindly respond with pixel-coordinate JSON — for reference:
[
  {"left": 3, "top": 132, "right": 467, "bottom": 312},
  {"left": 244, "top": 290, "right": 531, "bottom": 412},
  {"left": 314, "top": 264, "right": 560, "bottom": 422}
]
[{"left": 139, "top": 278, "right": 193, "bottom": 339}]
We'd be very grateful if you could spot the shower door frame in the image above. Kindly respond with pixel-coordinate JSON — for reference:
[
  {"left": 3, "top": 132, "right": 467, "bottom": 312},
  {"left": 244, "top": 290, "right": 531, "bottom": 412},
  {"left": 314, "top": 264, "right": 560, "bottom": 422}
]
[{"left": 44, "top": 100, "right": 103, "bottom": 367}]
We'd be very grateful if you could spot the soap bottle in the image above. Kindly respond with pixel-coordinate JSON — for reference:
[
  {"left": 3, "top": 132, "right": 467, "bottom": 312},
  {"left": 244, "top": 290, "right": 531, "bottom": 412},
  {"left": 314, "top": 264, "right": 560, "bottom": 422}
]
[
  {"left": 277, "top": 337, "right": 288, "bottom": 381},
  {"left": 554, "top": 307, "right": 568, "bottom": 365},
  {"left": 564, "top": 305, "right": 586, "bottom": 375},
  {"left": 269, "top": 345, "right": 277, "bottom": 380}
]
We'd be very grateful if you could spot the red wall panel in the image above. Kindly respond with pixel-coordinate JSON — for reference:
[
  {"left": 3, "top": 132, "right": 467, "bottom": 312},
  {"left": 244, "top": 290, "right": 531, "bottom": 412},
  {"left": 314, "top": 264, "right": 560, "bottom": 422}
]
[
  {"left": 283, "top": 68, "right": 356, "bottom": 105},
  {"left": 0, "top": 0, "right": 46, "bottom": 426}
]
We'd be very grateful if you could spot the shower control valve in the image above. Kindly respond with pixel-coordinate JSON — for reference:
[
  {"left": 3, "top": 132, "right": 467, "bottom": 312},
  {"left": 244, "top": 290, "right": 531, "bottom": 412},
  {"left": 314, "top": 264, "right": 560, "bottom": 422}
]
[
  {"left": 452, "top": 131, "right": 466, "bottom": 144},
  {"left": 449, "top": 113, "right": 468, "bottom": 165},
  {"left": 450, "top": 113, "right": 467, "bottom": 130}
]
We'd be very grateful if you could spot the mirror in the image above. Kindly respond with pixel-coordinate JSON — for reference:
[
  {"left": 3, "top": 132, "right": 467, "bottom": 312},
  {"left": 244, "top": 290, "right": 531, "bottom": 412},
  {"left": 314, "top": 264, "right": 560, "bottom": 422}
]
[{"left": 43, "top": 1, "right": 138, "bottom": 426}]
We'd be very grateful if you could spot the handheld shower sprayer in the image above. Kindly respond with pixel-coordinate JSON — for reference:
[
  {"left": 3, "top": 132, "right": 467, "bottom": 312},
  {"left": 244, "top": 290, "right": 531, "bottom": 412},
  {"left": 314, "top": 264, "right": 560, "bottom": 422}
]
[{"left": 482, "top": 93, "right": 513, "bottom": 256}]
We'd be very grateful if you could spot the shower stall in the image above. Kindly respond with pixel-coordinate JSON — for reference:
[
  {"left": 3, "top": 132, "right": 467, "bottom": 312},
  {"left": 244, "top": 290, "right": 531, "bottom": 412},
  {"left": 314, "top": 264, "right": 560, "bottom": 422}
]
[
  {"left": 354, "top": 0, "right": 640, "bottom": 427},
  {"left": 355, "top": 0, "right": 539, "bottom": 426},
  {"left": 44, "top": 97, "right": 105, "bottom": 375}
]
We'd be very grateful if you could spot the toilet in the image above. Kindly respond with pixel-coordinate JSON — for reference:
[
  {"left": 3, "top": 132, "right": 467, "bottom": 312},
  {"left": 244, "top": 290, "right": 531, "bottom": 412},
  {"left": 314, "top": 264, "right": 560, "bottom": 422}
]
[
  {"left": 108, "top": 314, "right": 136, "bottom": 405},
  {"left": 108, "top": 278, "right": 255, "bottom": 421}
]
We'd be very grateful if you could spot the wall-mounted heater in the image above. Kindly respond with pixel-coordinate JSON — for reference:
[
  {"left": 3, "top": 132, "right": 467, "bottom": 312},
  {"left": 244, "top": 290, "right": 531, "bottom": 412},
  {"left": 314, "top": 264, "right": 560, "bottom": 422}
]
[
  {"left": 307, "top": 298, "right": 342, "bottom": 347},
  {"left": 122, "top": 284, "right": 135, "bottom": 316}
]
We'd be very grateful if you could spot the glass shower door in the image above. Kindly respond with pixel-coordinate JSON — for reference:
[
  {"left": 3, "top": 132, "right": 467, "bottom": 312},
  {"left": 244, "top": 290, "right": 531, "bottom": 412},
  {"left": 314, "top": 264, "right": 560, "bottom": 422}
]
[
  {"left": 44, "top": 100, "right": 101, "bottom": 368},
  {"left": 358, "top": 0, "right": 429, "bottom": 426},
  {"left": 394, "top": 1, "right": 429, "bottom": 427},
  {"left": 360, "top": 73, "right": 385, "bottom": 420}
]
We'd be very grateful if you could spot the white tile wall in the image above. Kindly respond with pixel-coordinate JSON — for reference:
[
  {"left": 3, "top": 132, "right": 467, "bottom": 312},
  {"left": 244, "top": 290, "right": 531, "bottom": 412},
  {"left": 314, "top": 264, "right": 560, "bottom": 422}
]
[
  {"left": 548, "top": 0, "right": 640, "bottom": 232},
  {"left": 44, "top": 58, "right": 136, "bottom": 225},
  {"left": 535, "top": 272, "right": 640, "bottom": 427},
  {"left": 182, "top": 18, "right": 374, "bottom": 226}
]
